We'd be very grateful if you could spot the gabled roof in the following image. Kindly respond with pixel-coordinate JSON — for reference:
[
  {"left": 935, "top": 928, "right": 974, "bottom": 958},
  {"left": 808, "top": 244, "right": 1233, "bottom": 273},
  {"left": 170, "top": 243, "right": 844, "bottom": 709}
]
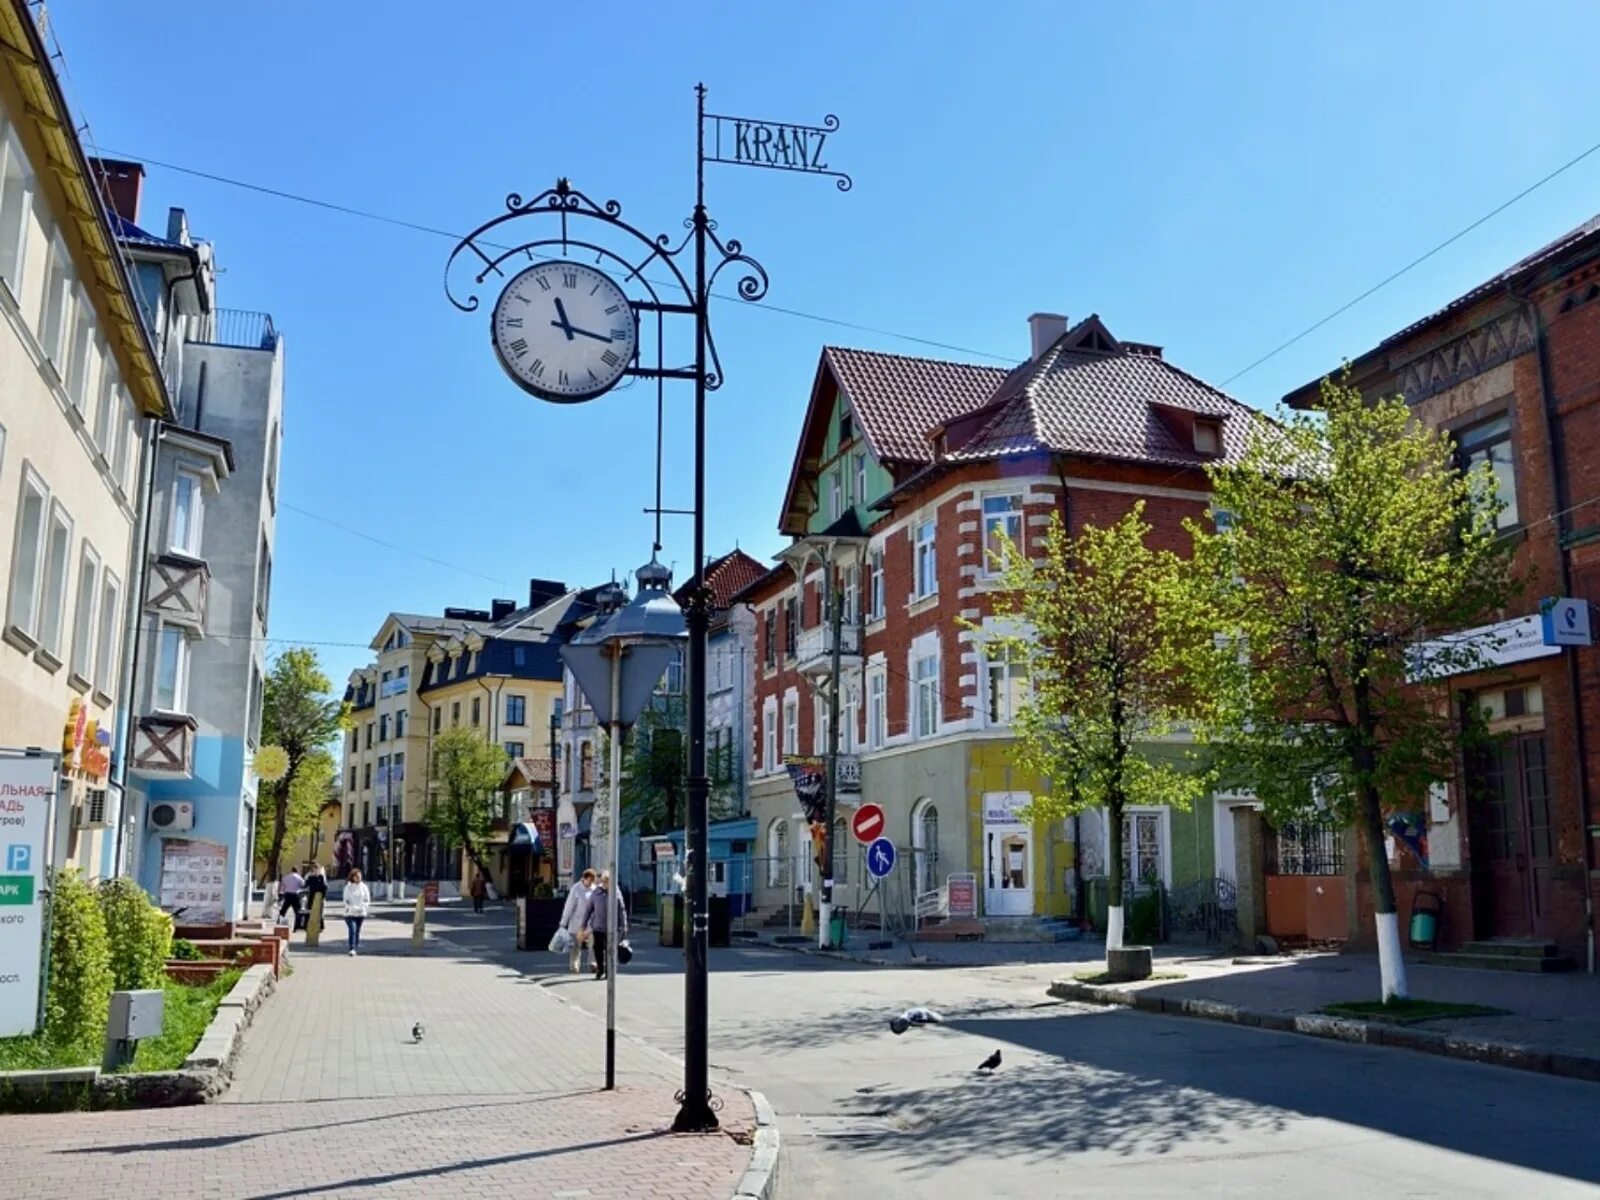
[
  {"left": 823, "top": 346, "right": 1010, "bottom": 464},
  {"left": 504, "top": 757, "right": 555, "bottom": 789},
  {"left": 675, "top": 549, "right": 767, "bottom": 611}
]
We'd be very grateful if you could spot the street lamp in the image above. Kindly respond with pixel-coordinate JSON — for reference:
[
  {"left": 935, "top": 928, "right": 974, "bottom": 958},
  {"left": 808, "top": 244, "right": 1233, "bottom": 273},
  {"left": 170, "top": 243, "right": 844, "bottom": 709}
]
[{"left": 560, "top": 559, "right": 686, "bottom": 1090}]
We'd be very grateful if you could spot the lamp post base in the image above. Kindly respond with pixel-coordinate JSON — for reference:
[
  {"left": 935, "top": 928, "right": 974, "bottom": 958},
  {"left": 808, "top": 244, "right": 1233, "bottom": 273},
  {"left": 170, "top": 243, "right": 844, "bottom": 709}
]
[{"left": 671, "top": 1090, "right": 720, "bottom": 1133}]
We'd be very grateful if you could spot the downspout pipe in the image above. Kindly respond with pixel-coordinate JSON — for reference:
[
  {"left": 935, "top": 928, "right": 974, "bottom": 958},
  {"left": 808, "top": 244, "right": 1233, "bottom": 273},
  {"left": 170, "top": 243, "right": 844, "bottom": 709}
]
[
  {"left": 1514, "top": 281, "right": 1597, "bottom": 973},
  {"left": 110, "top": 417, "right": 161, "bottom": 879}
]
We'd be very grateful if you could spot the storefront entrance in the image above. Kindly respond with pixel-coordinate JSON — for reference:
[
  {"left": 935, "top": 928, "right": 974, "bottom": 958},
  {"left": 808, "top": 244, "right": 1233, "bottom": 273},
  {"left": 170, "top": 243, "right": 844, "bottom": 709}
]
[
  {"left": 985, "top": 825, "right": 1032, "bottom": 915},
  {"left": 1470, "top": 732, "right": 1555, "bottom": 939}
]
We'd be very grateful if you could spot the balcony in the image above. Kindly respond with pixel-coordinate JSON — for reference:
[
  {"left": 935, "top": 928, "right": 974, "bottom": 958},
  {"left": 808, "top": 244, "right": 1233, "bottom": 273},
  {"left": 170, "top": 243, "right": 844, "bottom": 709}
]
[
  {"left": 190, "top": 308, "right": 278, "bottom": 351},
  {"left": 795, "top": 624, "right": 862, "bottom": 678},
  {"left": 132, "top": 713, "right": 197, "bottom": 779},
  {"left": 146, "top": 552, "right": 209, "bottom": 631}
]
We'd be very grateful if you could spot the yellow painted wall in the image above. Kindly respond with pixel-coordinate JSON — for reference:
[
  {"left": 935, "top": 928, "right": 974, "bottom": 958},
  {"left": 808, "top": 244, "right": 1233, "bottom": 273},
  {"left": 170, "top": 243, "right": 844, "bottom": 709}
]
[{"left": 965, "top": 740, "right": 1076, "bottom": 918}]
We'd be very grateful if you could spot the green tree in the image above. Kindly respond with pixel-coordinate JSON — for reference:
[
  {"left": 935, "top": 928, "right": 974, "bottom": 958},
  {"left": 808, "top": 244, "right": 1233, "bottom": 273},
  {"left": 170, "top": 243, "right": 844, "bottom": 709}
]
[
  {"left": 97, "top": 877, "right": 173, "bottom": 992},
  {"left": 1169, "top": 378, "right": 1521, "bottom": 1000},
  {"left": 426, "top": 724, "right": 509, "bottom": 881},
  {"left": 619, "top": 695, "right": 739, "bottom": 837},
  {"left": 259, "top": 648, "right": 347, "bottom": 882},
  {"left": 43, "top": 869, "right": 112, "bottom": 1051},
  {"left": 987, "top": 502, "right": 1210, "bottom": 950}
]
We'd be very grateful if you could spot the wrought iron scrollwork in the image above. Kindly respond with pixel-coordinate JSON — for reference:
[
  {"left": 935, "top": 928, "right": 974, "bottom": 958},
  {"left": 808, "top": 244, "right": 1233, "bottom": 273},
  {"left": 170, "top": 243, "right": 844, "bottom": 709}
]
[{"left": 1165, "top": 876, "right": 1239, "bottom": 944}]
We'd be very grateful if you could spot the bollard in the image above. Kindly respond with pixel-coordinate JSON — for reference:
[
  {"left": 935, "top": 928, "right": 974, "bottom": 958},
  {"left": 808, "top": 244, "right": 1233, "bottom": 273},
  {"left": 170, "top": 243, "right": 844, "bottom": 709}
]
[
  {"left": 411, "top": 892, "right": 426, "bottom": 952},
  {"left": 305, "top": 893, "right": 324, "bottom": 947}
]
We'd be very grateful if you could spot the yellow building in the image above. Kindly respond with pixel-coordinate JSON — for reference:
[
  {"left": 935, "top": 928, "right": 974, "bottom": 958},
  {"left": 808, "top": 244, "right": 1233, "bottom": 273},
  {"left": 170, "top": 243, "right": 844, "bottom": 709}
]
[
  {"left": 336, "top": 580, "right": 573, "bottom": 894},
  {"left": 0, "top": 3, "right": 170, "bottom": 875}
]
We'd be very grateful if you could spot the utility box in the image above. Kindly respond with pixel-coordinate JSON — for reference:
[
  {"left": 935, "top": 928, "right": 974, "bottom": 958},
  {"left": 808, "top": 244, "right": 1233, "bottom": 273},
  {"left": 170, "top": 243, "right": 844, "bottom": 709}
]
[{"left": 108, "top": 989, "right": 165, "bottom": 1040}]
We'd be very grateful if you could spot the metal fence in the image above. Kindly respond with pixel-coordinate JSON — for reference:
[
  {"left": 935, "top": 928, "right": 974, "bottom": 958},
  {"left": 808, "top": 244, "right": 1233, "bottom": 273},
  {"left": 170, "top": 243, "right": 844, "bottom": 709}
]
[
  {"left": 1267, "top": 820, "right": 1346, "bottom": 876},
  {"left": 191, "top": 307, "right": 278, "bottom": 351}
]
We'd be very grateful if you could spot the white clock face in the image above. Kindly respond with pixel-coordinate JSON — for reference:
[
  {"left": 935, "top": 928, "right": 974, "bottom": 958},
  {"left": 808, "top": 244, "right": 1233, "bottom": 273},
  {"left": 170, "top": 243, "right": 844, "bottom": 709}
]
[{"left": 490, "top": 261, "right": 637, "bottom": 402}]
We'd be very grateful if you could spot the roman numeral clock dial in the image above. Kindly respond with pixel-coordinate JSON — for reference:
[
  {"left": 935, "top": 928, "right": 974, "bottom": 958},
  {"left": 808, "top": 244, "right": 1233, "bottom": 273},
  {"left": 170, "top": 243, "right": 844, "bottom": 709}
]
[{"left": 490, "top": 261, "right": 638, "bottom": 402}]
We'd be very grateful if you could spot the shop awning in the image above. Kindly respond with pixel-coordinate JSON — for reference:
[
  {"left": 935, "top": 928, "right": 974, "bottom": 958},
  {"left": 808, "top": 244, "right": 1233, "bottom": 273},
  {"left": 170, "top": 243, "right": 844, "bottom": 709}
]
[{"left": 507, "top": 822, "right": 542, "bottom": 852}]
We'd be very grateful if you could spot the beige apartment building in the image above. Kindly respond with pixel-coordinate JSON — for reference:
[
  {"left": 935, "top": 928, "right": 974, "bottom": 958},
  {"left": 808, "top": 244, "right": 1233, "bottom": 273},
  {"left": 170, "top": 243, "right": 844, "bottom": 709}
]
[{"left": 0, "top": 4, "right": 169, "bottom": 875}]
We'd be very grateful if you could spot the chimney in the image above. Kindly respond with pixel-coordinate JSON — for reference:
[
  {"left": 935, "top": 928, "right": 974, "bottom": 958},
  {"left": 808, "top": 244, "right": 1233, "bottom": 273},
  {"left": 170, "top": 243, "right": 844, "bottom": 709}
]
[
  {"left": 1029, "top": 312, "right": 1068, "bottom": 360},
  {"left": 166, "top": 207, "right": 191, "bottom": 246},
  {"left": 490, "top": 598, "right": 517, "bottom": 622},
  {"left": 527, "top": 578, "right": 566, "bottom": 609},
  {"left": 88, "top": 158, "right": 144, "bottom": 223}
]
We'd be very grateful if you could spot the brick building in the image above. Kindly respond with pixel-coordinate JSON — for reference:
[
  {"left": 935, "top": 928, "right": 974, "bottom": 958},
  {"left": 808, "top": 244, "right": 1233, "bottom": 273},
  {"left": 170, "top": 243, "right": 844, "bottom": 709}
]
[
  {"left": 739, "top": 313, "right": 1266, "bottom": 927},
  {"left": 1286, "top": 213, "right": 1600, "bottom": 968}
]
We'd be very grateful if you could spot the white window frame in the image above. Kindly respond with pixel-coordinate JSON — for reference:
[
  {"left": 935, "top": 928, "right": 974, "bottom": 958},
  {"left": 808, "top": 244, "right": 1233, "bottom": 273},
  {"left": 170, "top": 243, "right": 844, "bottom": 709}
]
[
  {"left": 841, "top": 676, "right": 860, "bottom": 754},
  {"left": 39, "top": 230, "right": 73, "bottom": 370},
  {"left": 69, "top": 541, "right": 100, "bottom": 687},
  {"left": 65, "top": 281, "right": 95, "bottom": 411},
  {"left": 866, "top": 669, "right": 887, "bottom": 750},
  {"left": 913, "top": 519, "right": 937, "bottom": 600},
  {"left": 95, "top": 569, "right": 121, "bottom": 699},
  {"left": 113, "top": 389, "right": 137, "bottom": 492},
  {"left": 868, "top": 546, "right": 884, "bottom": 621},
  {"left": 828, "top": 470, "right": 842, "bottom": 521},
  {"left": 36, "top": 498, "right": 73, "bottom": 661},
  {"left": 813, "top": 694, "right": 830, "bottom": 755},
  {"left": 763, "top": 700, "right": 778, "bottom": 775},
  {"left": 985, "top": 643, "right": 1029, "bottom": 727},
  {"left": 6, "top": 463, "right": 49, "bottom": 643},
  {"left": 92, "top": 342, "right": 117, "bottom": 457},
  {"left": 1110, "top": 806, "right": 1172, "bottom": 892},
  {"left": 853, "top": 452, "right": 867, "bottom": 506},
  {"left": 783, "top": 696, "right": 798, "bottom": 757},
  {"left": 842, "top": 563, "right": 859, "bottom": 626},
  {"left": 152, "top": 621, "right": 191, "bottom": 713},
  {"left": 169, "top": 468, "right": 205, "bottom": 557},
  {"left": 912, "top": 638, "right": 940, "bottom": 739},
  {"left": 981, "top": 492, "right": 1024, "bottom": 576},
  {"left": 0, "top": 121, "right": 33, "bottom": 295},
  {"left": 767, "top": 818, "right": 789, "bottom": 886}
]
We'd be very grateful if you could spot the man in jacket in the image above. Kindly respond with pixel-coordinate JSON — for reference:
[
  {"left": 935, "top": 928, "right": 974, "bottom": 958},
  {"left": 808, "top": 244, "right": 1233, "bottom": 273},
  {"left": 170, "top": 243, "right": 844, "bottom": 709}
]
[
  {"left": 559, "top": 869, "right": 596, "bottom": 974},
  {"left": 582, "top": 871, "right": 627, "bottom": 981}
]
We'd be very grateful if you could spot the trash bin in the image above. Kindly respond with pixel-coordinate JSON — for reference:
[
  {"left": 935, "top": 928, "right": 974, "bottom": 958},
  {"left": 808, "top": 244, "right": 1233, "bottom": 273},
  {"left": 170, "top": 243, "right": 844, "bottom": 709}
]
[
  {"left": 660, "top": 894, "right": 685, "bottom": 947},
  {"left": 709, "top": 895, "right": 731, "bottom": 947},
  {"left": 829, "top": 908, "right": 848, "bottom": 948}
]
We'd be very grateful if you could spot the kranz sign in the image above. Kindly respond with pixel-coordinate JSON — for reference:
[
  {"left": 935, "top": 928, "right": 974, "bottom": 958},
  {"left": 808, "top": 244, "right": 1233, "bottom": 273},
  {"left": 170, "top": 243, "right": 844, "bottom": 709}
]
[{"left": 703, "top": 108, "right": 853, "bottom": 191}]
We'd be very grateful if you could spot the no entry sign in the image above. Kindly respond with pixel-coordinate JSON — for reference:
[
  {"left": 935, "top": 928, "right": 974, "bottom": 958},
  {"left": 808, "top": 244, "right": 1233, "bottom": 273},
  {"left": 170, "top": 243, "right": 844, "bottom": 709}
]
[{"left": 851, "top": 802, "right": 886, "bottom": 845}]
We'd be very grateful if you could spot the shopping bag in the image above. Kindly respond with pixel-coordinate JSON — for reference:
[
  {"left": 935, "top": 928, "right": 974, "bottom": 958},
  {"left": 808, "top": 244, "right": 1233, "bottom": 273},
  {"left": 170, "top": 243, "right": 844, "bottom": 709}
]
[
  {"left": 617, "top": 939, "right": 633, "bottom": 965},
  {"left": 548, "top": 927, "right": 573, "bottom": 954}
]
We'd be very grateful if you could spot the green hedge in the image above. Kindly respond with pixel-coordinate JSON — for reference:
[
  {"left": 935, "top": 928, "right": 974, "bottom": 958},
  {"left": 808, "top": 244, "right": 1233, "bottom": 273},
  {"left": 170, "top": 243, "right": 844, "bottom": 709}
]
[
  {"left": 42, "top": 871, "right": 113, "bottom": 1051},
  {"left": 97, "top": 877, "right": 173, "bottom": 991}
]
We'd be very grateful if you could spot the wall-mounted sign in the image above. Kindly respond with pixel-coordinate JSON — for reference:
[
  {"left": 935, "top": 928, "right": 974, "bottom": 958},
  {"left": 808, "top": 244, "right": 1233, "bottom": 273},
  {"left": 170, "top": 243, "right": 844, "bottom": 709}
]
[
  {"left": 158, "top": 838, "right": 228, "bottom": 923},
  {"left": 983, "top": 792, "right": 1029, "bottom": 825},
  {"left": 1541, "top": 597, "right": 1593, "bottom": 648},
  {"left": 702, "top": 108, "right": 853, "bottom": 191},
  {"left": 61, "top": 700, "right": 110, "bottom": 781},
  {"left": 0, "top": 752, "right": 55, "bottom": 1037},
  {"left": 1408, "top": 613, "right": 1560, "bottom": 681}
]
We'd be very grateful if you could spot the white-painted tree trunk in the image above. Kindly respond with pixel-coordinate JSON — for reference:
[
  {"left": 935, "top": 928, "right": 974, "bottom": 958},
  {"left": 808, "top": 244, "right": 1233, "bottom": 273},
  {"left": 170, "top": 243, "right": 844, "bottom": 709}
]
[
  {"left": 1375, "top": 910, "right": 1409, "bottom": 1001},
  {"left": 1106, "top": 903, "right": 1125, "bottom": 951}
]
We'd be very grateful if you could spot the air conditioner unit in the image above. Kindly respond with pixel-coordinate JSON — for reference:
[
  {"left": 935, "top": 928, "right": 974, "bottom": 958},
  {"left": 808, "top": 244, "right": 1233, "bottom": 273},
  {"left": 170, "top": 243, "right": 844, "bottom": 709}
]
[
  {"left": 74, "top": 788, "right": 111, "bottom": 830},
  {"left": 148, "top": 801, "right": 195, "bottom": 832}
]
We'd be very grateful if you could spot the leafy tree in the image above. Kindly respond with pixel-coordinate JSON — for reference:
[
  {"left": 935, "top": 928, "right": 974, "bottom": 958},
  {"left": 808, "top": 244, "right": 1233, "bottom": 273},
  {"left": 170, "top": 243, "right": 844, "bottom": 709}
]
[
  {"left": 619, "top": 694, "right": 739, "bottom": 837},
  {"left": 987, "top": 502, "right": 1210, "bottom": 950},
  {"left": 1169, "top": 379, "right": 1521, "bottom": 1000},
  {"left": 97, "top": 877, "right": 173, "bottom": 992},
  {"left": 425, "top": 724, "right": 509, "bottom": 882},
  {"left": 259, "top": 648, "right": 347, "bottom": 882}
]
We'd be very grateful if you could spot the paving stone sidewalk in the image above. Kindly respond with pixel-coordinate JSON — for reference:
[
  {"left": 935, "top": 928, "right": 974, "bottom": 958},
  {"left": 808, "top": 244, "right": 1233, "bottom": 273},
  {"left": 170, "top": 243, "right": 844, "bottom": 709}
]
[
  {"left": 1051, "top": 950, "right": 1600, "bottom": 1080},
  {"left": 5, "top": 921, "right": 758, "bottom": 1200}
]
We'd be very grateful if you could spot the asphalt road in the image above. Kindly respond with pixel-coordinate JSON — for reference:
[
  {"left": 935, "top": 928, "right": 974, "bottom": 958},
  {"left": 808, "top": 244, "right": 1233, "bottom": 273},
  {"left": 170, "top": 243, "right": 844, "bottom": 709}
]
[{"left": 418, "top": 907, "right": 1600, "bottom": 1199}]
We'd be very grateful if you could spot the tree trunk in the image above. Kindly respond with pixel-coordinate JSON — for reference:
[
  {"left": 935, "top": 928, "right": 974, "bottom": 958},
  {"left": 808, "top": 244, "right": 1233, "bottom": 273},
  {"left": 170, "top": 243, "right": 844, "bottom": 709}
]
[
  {"left": 1106, "top": 795, "right": 1125, "bottom": 951},
  {"left": 1359, "top": 780, "right": 1409, "bottom": 1001},
  {"left": 264, "top": 780, "right": 290, "bottom": 882}
]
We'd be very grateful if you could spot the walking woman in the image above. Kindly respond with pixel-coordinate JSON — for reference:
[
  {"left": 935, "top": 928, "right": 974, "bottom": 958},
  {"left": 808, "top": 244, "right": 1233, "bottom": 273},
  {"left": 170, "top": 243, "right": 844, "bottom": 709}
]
[
  {"left": 582, "top": 871, "right": 627, "bottom": 981},
  {"left": 560, "top": 869, "right": 596, "bottom": 974},
  {"left": 342, "top": 868, "right": 372, "bottom": 956}
]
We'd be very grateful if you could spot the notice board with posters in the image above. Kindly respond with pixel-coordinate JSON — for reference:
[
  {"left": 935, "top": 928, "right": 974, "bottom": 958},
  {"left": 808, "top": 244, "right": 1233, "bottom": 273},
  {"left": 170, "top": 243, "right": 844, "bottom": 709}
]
[
  {"left": 159, "top": 838, "right": 229, "bottom": 923},
  {"left": 0, "top": 751, "right": 57, "bottom": 1037}
]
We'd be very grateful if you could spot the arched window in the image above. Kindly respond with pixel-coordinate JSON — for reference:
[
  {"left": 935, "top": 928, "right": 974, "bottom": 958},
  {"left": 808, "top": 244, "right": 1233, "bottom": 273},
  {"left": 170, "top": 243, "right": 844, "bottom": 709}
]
[
  {"left": 833, "top": 817, "right": 849, "bottom": 885},
  {"left": 768, "top": 818, "right": 789, "bottom": 886},
  {"left": 912, "top": 798, "right": 940, "bottom": 894}
]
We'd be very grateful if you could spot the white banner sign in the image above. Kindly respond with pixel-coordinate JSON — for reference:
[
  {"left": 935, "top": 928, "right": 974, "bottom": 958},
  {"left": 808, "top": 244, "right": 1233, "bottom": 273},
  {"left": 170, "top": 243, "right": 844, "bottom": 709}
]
[
  {"left": 0, "top": 753, "right": 55, "bottom": 1037},
  {"left": 1409, "top": 613, "right": 1560, "bottom": 682}
]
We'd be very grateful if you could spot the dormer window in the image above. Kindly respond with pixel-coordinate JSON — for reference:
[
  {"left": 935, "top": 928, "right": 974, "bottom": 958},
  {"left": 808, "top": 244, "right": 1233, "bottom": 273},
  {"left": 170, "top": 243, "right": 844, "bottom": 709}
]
[{"left": 1194, "top": 418, "right": 1222, "bottom": 456}]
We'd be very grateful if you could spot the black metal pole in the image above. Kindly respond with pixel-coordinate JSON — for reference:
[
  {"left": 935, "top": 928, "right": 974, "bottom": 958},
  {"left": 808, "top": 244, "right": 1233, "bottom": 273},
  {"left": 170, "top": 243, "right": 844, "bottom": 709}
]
[{"left": 674, "top": 81, "right": 717, "bottom": 1133}]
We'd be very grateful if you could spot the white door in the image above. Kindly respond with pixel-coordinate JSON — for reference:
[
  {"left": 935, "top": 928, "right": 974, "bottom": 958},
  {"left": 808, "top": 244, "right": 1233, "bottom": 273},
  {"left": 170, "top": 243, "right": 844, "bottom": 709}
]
[
  {"left": 1212, "top": 793, "right": 1261, "bottom": 884},
  {"left": 985, "top": 824, "right": 1032, "bottom": 916}
]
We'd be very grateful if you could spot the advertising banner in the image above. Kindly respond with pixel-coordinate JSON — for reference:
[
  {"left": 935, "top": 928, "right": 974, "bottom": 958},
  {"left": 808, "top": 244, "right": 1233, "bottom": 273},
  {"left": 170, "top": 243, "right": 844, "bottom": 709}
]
[{"left": 0, "top": 753, "right": 56, "bottom": 1037}]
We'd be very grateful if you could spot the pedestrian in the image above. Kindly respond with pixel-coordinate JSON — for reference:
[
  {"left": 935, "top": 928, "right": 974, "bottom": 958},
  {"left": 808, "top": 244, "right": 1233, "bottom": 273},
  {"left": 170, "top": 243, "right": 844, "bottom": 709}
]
[
  {"left": 583, "top": 870, "right": 627, "bottom": 981},
  {"left": 560, "top": 869, "right": 596, "bottom": 975},
  {"left": 342, "top": 868, "right": 372, "bottom": 956},
  {"left": 304, "top": 863, "right": 328, "bottom": 934},
  {"left": 470, "top": 871, "right": 488, "bottom": 914},
  {"left": 277, "top": 865, "right": 305, "bottom": 926}
]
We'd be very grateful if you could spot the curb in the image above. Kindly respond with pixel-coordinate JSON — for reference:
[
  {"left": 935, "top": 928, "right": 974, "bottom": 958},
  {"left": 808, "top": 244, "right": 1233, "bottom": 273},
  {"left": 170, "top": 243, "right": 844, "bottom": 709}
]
[
  {"left": 1047, "top": 979, "right": 1600, "bottom": 1084},
  {"left": 734, "top": 1088, "right": 781, "bottom": 1200}
]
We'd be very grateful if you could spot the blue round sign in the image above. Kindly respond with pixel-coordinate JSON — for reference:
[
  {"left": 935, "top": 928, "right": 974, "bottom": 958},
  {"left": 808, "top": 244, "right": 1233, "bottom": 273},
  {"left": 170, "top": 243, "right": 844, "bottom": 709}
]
[{"left": 866, "top": 836, "right": 896, "bottom": 879}]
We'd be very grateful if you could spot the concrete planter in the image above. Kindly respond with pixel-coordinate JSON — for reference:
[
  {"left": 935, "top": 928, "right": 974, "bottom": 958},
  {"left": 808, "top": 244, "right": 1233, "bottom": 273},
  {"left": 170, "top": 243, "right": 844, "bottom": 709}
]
[{"left": 1106, "top": 946, "right": 1153, "bottom": 981}]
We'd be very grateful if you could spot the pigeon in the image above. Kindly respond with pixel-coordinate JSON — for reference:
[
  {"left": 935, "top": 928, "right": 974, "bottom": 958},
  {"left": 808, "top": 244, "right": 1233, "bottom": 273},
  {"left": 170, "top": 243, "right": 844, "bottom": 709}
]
[
  {"left": 411, "top": 1022, "right": 426, "bottom": 1043},
  {"left": 977, "top": 1049, "right": 1002, "bottom": 1072},
  {"left": 889, "top": 1006, "right": 945, "bottom": 1035},
  {"left": 890, "top": 1016, "right": 910, "bottom": 1035}
]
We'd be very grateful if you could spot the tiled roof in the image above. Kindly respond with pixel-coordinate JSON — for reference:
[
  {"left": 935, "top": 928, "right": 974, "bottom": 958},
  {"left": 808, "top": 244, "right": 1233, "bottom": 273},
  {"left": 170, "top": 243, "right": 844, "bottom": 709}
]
[
  {"left": 823, "top": 346, "right": 1009, "bottom": 463},
  {"left": 507, "top": 757, "right": 555, "bottom": 787},
  {"left": 952, "top": 340, "right": 1260, "bottom": 468},
  {"left": 678, "top": 549, "right": 767, "bottom": 610}
]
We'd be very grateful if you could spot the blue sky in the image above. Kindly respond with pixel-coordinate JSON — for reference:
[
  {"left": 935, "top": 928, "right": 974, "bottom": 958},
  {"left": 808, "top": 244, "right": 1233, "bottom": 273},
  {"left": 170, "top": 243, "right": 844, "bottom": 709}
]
[{"left": 53, "top": 1, "right": 1600, "bottom": 690}]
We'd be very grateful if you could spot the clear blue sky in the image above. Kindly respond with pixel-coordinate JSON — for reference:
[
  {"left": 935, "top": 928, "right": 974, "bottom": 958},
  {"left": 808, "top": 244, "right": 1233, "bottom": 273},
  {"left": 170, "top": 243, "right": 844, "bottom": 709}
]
[{"left": 53, "top": 2, "right": 1600, "bottom": 690}]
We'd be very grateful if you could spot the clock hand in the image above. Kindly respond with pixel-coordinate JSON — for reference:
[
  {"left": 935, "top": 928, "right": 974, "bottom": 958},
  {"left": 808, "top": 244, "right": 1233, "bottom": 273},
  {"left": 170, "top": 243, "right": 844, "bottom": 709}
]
[
  {"left": 551, "top": 297, "right": 576, "bottom": 341},
  {"left": 563, "top": 325, "right": 614, "bottom": 344}
]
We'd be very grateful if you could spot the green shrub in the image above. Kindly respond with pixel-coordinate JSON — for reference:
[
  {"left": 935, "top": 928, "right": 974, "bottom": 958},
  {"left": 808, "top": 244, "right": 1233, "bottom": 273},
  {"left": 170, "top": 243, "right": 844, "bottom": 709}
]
[
  {"left": 1126, "top": 887, "right": 1164, "bottom": 944},
  {"left": 42, "top": 870, "right": 113, "bottom": 1051},
  {"left": 96, "top": 877, "right": 173, "bottom": 991},
  {"left": 170, "top": 938, "right": 203, "bottom": 962}
]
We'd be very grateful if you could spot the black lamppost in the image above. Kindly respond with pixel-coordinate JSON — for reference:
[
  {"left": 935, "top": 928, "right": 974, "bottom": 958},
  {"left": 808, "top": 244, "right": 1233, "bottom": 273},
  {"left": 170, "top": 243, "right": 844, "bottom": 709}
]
[{"left": 444, "top": 85, "right": 846, "bottom": 1133}]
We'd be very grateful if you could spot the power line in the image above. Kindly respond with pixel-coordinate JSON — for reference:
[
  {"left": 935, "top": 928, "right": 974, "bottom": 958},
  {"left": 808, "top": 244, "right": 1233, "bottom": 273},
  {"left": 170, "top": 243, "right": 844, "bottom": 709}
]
[
  {"left": 1221, "top": 134, "right": 1600, "bottom": 386},
  {"left": 101, "top": 149, "right": 1016, "bottom": 365},
  {"left": 279, "top": 502, "right": 514, "bottom": 586}
]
